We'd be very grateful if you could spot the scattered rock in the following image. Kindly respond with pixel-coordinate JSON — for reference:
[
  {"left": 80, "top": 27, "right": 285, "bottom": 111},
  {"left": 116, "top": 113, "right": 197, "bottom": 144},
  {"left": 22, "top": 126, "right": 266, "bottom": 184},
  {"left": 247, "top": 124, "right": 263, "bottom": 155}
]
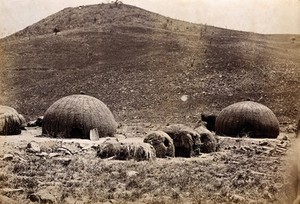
[
  {"left": 2, "top": 154, "right": 14, "bottom": 161},
  {"left": 126, "top": 170, "right": 138, "bottom": 177},
  {"left": 28, "top": 186, "right": 60, "bottom": 204},
  {"left": 36, "top": 152, "right": 48, "bottom": 157},
  {"left": 231, "top": 194, "right": 245, "bottom": 203},
  {"left": 54, "top": 157, "right": 72, "bottom": 165},
  {"left": 26, "top": 141, "right": 41, "bottom": 153},
  {"left": 49, "top": 153, "right": 60, "bottom": 158},
  {"left": 115, "top": 134, "right": 126, "bottom": 140},
  {"left": 259, "top": 141, "right": 269, "bottom": 146},
  {"left": 56, "top": 147, "right": 73, "bottom": 155},
  {"left": 0, "top": 188, "right": 24, "bottom": 194}
]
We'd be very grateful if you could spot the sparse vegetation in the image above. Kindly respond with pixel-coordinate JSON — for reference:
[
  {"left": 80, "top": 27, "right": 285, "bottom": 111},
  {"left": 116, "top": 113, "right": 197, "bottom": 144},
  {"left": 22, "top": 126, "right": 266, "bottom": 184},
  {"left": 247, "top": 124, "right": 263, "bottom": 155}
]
[{"left": 0, "top": 124, "right": 291, "bottom": 203}]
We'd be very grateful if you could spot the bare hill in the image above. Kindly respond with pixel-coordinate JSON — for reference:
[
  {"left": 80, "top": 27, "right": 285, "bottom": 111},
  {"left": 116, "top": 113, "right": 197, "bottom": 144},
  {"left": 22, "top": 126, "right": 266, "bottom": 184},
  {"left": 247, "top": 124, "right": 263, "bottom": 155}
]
[{"left": 0, "top": 3, "right": 299, "bottom": 124}]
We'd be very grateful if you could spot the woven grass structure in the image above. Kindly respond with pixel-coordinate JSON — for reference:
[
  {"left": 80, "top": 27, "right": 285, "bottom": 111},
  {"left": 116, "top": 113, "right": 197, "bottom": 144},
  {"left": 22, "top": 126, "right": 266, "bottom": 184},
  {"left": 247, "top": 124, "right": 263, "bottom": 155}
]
[
  {"left": 144, "top": 131, "right": 175, "bottom": 158},
  {"left": 195, "top": 126, "right": 218, "bottom": 153},
  {"left": 42, "top": 94, "right": 117, "bottom": 139},
  {"left": 0, "top": 105, "right": 25, "bottom": 135},
  {"left": 97, "top": 142, "right": 156, "bottom": 161},
  {"left": 162, "top": 124, "right": 201, "bottom": 157},
  {"left": 215, "top": 101, "right": 279, "bottom": 138}
]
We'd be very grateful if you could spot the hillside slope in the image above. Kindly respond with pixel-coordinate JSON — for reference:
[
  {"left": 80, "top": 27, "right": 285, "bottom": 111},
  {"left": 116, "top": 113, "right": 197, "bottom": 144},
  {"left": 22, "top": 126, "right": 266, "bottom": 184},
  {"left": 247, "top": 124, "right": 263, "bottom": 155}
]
[{"left": 0, "top": 3, "right": 299, "bottom": 124}]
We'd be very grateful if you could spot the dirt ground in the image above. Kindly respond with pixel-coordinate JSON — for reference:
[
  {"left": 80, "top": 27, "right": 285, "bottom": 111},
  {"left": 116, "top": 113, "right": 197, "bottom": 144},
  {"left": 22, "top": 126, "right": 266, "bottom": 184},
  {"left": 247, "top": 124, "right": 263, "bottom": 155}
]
[{"left": 0, "top": 123, "right": 296, "bottom": 204}]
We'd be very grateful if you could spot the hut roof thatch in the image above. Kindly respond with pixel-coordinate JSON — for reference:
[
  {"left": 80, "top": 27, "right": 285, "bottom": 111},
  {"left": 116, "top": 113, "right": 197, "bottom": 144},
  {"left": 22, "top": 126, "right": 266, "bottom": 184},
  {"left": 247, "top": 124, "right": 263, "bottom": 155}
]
[
  {"left": 215, "top": 101, "right": 279, "bottom": 138},
  {"left": 42, "top": 94, "right": 117, "bottom": 139},
  {"left": 0, "top": 105, "right": 25, "bottom": 135}
]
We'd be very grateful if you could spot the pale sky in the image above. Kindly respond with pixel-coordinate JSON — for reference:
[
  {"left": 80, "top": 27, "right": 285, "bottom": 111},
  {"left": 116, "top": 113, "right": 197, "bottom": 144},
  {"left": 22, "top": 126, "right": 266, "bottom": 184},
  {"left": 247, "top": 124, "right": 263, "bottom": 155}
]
[{"left": 0, "top": 0, "right": 300, "bottom": 37}]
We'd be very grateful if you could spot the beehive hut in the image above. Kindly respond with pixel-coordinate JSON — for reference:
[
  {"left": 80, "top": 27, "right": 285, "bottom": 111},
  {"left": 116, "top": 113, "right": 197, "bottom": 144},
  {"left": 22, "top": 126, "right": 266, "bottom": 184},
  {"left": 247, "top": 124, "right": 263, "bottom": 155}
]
[
  {"left": 144, "top": 131, "right": 175, "bottom": 158},
  {"left": 162, "top": 124, "right": 201, "bottom": 157},
  {"left": 0, "top": 105, "right": 25, "bottom": 135},
  {"left": 195, "top": 125, "right": 218, "bottom": 153},
  {"left": 97, "top": 142, "right": 156, "bottom": 161},
  {"left": 42, "top": 94, "right": 118, "bottom": 139},
  {"left": 215, "top": 101, "right": 279, "bottom": 138}
]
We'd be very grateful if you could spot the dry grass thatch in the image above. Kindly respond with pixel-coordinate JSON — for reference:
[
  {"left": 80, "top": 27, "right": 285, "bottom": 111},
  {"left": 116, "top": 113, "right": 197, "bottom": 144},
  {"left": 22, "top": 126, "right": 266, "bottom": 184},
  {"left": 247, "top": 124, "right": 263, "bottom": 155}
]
[
  {"left": 97, "top": 142, "right": 156, "bottom": 161},
  {"left": 162, "top": 124, "right": 200, "bottom": 157},
  {"left": 195, "top": 125, "right": 218, "bottom": 153},
  {"left": 215, "top": 101, "right": 280, "bottom": 138},
  {"left": 42, "top": 94, "right": 118, "bottom": 139},
  {"left": 0, "top": 105, "right": 25, "bottom": 135},
  {"left": 144, "top": 131, "right": 175, "bottom": 158}
]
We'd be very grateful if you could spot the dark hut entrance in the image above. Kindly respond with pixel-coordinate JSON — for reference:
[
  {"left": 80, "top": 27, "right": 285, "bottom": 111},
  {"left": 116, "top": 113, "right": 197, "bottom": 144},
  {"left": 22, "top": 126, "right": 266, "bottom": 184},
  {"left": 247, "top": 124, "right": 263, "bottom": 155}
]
[{"left": 70, "top": 127, "right": 84, "bottom": 138}]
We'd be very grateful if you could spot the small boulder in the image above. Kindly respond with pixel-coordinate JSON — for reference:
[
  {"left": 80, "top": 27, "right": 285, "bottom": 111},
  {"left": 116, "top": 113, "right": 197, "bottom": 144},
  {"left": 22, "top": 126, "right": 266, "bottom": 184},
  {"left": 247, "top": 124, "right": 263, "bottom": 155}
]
[
  {"left": 28, "top": 186, "right": 60, "bottom": 204},
  {"left": 3, "top": 154, "right": 14, "bottom": 161},
  {"left": 26, "top": 141, "right": 41, "bottom": 153},
  {"left": 126, "top": 170, "right": 138, "bottom": 177}
]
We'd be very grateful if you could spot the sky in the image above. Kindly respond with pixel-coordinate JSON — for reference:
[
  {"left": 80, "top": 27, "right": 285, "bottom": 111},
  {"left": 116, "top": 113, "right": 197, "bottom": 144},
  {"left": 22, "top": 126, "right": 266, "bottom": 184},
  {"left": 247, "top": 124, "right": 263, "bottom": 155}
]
[{"left": 0, "top": 0, "right": 300, "bottom": 37}]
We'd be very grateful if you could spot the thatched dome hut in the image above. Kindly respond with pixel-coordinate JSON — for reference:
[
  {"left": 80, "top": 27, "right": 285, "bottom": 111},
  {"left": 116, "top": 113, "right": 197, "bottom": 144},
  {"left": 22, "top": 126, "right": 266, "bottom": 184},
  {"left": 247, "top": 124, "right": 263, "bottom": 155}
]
[
  {"left": 195, "top": 126, "right": 218, "bottom": 153},
  {"left": 0, "top": 105, "right": 25, "bottom": 135},
  {"left": 162, "top": 124, "right": 201, "bottom": 157},
  {"left": 144, "top": 131, "right": 175, "bottom": 158},
  {"left": 42, "top": 94, "right": 117, "bottom": 139},
  {"left": 215, "top": 101, "right": 279, "bottom": 138}
]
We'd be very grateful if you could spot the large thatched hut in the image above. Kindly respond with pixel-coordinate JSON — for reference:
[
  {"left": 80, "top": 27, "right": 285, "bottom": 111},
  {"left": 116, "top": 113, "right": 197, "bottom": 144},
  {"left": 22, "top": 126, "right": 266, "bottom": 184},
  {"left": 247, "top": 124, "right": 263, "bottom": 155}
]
[
  {"left": 42, "top": 94, "right": 117, "bottom": 139},
  {"left": 215, "top": 101, "right": 279, "bottom": 138},
  {"left": 0, "top": 105, "right": 25, "bottom": 135}
]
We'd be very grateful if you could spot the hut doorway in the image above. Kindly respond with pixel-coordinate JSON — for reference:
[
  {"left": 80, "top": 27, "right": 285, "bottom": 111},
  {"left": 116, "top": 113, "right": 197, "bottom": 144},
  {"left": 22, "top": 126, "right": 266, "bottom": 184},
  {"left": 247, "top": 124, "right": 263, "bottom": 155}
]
[{"left": 70, "top": 127, "right": 84, "bottom": 138}]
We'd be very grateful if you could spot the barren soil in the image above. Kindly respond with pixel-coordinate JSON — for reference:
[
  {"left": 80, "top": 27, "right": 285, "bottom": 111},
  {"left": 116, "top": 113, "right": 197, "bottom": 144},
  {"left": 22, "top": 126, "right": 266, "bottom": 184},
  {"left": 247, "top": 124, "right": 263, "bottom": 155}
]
[{"left": 0, "top": 3, "right": 299, "bottom": 124}]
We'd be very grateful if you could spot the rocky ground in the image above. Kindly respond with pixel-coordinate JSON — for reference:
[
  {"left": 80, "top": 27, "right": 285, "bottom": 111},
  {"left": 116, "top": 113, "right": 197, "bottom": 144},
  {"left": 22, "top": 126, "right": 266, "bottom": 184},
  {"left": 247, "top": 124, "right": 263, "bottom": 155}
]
[{"left": 0, "top": 123, "right": 296, "bottom": 204}]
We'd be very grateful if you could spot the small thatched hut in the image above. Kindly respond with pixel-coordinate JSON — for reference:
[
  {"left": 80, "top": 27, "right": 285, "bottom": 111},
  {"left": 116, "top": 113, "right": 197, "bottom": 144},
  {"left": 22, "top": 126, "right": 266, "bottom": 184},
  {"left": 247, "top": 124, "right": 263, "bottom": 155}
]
[
  {"left": 42, "top": 94, "right": 117, "bottom": 139},
  {"left": 97, "top": 142, "right": 156, "bottom": 161},
  {"left": 144, "top": 131, "right": 175, "bottom": 158},
  {"left": 215, "top": 101, "right": 279, "bottom": 138},
  {"left": 195, "top": 125, "right": 218, "bottom": 153},
  {"left": 162, "top": 124, "right": 201, "bottom": 157},
  {"left": 0, "top": 105, "right": 25, "bottom": 135}
]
